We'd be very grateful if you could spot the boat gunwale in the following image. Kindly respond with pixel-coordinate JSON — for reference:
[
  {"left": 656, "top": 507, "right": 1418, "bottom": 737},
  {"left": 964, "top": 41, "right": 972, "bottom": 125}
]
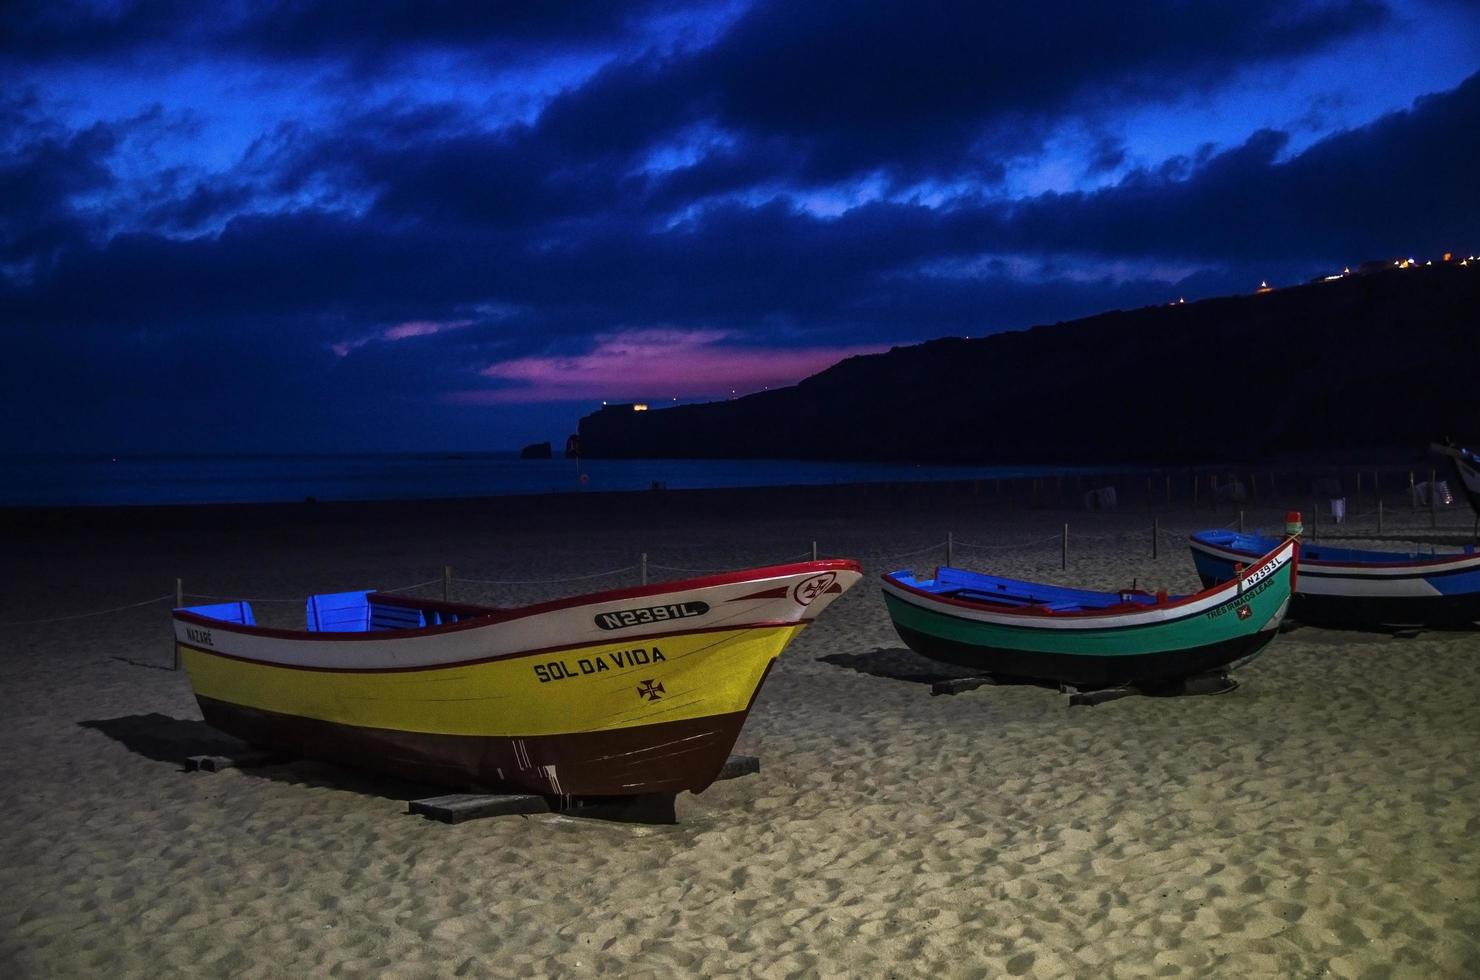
[
  {"left": 1189, "top": 531, "right": 1480, "bottom": 575},
  {"left": 175, "top": 619, "right": 803, "bottom": 673},
  {"left": 880, "top": 539, "right": 1295, "bottom": 626},
  {"left": 173, "top": 558, "right": 862, "bottom": 643}
]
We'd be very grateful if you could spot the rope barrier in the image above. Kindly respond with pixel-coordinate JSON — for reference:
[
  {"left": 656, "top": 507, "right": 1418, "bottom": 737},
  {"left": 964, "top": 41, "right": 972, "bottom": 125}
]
[
  {"left": 454, "top": 565, "right": 639, "bottom": 587},
  {"left": 0, "top": 594, "right": 173, "bottom": 627},
  {"left": 185, "top": 592, "right": 300, "bottom": 604},
  {"left": 647, "top": 551, "right": 814, "bottom": 574},
  {"left": 873, "top": 540, "right": 948, "bottom": 562},
  {"left": 951, "top": 534, "right": 1061, "bottom": 551},
  {"left": 183, "top": 576, "right": 444, "bottom": 604},
  {"left": 17, "top": 506, "right": 1462, "bottom": 629},
  {"left": 379, "top": 578, "right": 444, "bottom": 594}
]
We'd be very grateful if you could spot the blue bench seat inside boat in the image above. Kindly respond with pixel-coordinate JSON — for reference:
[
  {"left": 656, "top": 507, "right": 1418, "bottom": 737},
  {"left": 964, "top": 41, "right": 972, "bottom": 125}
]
[
  {"left": 305, "top": 590, "right": 480, "bottom": 632},
  {"left": 179, "top": 600, "right": 256, "bottom": 625},
  {"left": 1200, "top": 529, "right": 1473, "bottom": 564},
  {"left": 897, "top": 566, "right": 1163, "bottom": 613}
]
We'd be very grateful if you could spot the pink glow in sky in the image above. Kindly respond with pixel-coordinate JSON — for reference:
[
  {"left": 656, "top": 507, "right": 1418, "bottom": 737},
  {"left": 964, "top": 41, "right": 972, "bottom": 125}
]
[
  {"left": 452, "top": 328, "right": 888, "bottom": 404},
  {"left": 332, "top": 319, "right": 473, "bottom": 357}
]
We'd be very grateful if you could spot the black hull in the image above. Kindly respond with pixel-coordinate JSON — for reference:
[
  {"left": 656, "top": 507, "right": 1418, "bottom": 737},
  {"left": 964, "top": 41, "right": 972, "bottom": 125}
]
[
  {"left": 1291, "top": 592, "right": 1480, "bottom": 629},
  {"left": 889, "top": 623, "right": 1280, "bottom": 688},
  {"left": 196, "top": 695, "right": 746, "bottom": 797}
]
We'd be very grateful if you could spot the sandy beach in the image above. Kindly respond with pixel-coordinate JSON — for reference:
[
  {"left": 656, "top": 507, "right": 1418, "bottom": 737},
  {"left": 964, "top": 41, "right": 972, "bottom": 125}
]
[{"left": 2, "top": 486, "right": 1478, "bottom": 978}]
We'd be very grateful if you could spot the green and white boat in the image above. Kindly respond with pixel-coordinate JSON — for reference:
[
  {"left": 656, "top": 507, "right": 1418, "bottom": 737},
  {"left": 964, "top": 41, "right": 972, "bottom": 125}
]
[{"left": 881, "top": 538, "right": 1297, "bottom": 687}]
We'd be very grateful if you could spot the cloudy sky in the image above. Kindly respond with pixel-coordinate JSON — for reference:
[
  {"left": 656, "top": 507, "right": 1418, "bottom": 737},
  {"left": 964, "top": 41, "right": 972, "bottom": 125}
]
[{"left": 2, "top": 1, "right": 1477, "bottom": 453}]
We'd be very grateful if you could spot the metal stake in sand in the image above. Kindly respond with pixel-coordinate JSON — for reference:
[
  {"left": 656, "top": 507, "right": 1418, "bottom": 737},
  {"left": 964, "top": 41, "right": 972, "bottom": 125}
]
[
  {"left": 1152, "top": 518, "right": 1159, "bottom": 559},
  {"left": 946, "top": 531, "right": 953, "bottom": 569},
  {"left": 640, "top": 553, "right": 648, "bottom": 586},
  {"left": 811, "top": 540, "right": 818, "bottom": 561},
  {"left": 1430, "top": 467, "right": 1438, "bottom": 528},
  {"left": 173, "top": 577, "right": 183, "bottom": 671},
  {"left": 1378, "top": 498, "right": 1384, "bottom": 535},
  {"left": 443, "top": 565, "right": 451, "bottom": 602},
  {"left": 1061, "top": 523, "right": 1068, "bottom": 570}
]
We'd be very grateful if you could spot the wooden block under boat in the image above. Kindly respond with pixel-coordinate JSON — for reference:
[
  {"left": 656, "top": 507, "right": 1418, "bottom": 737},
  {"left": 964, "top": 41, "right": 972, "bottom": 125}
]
[
  {"left": 409, "top": 793, "right": 552, "bottom": 823},
  {"left": 408, "top": 755, "right": 759, "bottom": 825},
  {"left": 186, "top": 750, "right": 289, "bottom": 772}
]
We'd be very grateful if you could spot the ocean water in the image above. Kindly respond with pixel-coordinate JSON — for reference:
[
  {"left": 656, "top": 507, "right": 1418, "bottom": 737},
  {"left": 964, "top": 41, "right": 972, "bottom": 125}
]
[{"left": 0, "top": 454, "right": 1101, "bottom": 507}]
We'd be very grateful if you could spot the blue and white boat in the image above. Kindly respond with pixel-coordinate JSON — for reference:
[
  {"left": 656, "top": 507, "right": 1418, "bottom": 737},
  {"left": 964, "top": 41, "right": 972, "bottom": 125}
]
[{"left": 1190, "top": 526, "right": 1480, "bottom": 629}]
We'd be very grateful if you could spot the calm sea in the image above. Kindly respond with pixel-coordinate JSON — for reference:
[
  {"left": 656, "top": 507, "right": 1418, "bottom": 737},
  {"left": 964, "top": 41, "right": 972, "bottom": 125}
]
[{"left": 0, "top": 454, "right": 1099, "bottom": 507}]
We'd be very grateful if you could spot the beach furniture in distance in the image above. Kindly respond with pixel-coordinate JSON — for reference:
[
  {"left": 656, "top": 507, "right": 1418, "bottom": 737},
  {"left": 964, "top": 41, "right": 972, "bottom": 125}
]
[
  {"left": 1191, "top": 525, "right": 1480, "bottom": 630},
  {"left": 1431, "top": 441, "right": 1480, "bottom": 516},
  {"left": 171, "top": 560, "right": 860, "bottom": 803},
  {"left": 879, "top": 539, "right": 1295, "bottom": 689}
]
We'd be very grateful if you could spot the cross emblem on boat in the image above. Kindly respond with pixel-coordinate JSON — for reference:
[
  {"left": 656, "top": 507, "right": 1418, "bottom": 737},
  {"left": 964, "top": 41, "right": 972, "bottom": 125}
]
[{"left": 636, "top": 679, "right": 665, "bottom": 701}]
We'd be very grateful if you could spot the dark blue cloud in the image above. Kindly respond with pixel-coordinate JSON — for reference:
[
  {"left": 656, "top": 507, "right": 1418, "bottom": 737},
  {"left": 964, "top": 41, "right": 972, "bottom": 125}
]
[
  {"left": 0, "top": 0, "right": 694, "bottom": 64},
  {"left": 0, "top": 0, "right": 1474, "bottom": 452}
]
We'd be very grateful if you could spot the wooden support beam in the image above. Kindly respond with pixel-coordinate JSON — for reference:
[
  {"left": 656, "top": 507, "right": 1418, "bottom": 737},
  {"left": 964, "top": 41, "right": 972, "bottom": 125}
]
[
  {"left": 408, "top": 754, "right": 760, "bottom": 825},
  {"left": 409, "top": 793, "right": 551, "bottom": 823},
  {"left": 929, "top": 675, "right": 1000, "bottom": 696},
  {"left": 717, "top": 754, "right": 760, "bottom": 781}
]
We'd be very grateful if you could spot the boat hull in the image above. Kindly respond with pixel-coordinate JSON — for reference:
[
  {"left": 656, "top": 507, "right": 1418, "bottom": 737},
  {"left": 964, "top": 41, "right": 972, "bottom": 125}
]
[
  {"left": 173, "top": 561, "right": 860, "bottom": 797},
  {"left": 1191, "top": 532, "right": 1480, "bottom": 629},
  {"left": 885, "top": 618, "right": 1282, "bottom": 687},
  {"left": 881, "top": 542, "right": 1295, "bottom": 688},
  {"left": 196, "top": 694, "right": 752, "bottom": 797}
]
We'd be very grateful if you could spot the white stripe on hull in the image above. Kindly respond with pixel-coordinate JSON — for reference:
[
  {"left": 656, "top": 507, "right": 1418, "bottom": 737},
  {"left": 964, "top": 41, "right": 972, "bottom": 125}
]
[
  {"left": 1191, "top": 539, "right": 1479, "bottom": 595},
  {"left": 174, "top": 566, "right": 859, "bottom": 670}
]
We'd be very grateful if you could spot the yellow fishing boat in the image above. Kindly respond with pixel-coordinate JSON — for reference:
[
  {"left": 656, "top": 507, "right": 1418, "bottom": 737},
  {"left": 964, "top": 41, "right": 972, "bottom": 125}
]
[{"left": 172, "top": 560, "right": 859, "bottom": 799}]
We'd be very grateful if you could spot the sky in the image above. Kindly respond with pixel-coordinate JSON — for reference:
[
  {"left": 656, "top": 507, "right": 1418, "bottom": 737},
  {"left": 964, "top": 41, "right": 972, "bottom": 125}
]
[{"left": 2, "top": 0, "right": 1477, "bottom": 453}]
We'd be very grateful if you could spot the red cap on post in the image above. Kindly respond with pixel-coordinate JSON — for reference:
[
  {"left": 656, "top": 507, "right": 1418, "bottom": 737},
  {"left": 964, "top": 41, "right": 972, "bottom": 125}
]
[{"left": 1284, "top": 511, "right": 1303, "bottom": 537}]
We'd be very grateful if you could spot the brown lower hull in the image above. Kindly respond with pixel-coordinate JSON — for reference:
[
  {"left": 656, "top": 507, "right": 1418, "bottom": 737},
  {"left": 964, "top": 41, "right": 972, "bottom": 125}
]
[{"left": 196, "top": 695, "right": 748, "bottom": 797}]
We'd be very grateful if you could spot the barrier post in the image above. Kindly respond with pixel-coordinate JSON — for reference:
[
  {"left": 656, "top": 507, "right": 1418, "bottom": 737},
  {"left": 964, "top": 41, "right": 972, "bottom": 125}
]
[
  {"left": 640, "top": 553, "right": 647, "bottom": 586},
  {"left": 173, "top": 578, "right": 183, "bottom": 670},
  {"left": 443, "top": 566, "right": 451, "bottom": 602},
  {"left": 946, "top": 531, "right": 953, "bottom": 569},
  {"left": 1431, "top": 467, "right": 1438, "bottom": 528},
  {"left": 1061, "top": 524, "right": 1068, "bottom": 570},
  {"left": 811, "top": 540, "right": 818, "bottom": 562},
  {"left": 1378, "top": 498, "right": 1384, "bottom": 535},
  {"left": 1238, "top": 510, "right": 1245, "bottom": 534},
  {"left": 1152, "top": 518, "right": 1159, "bottom": 559}
]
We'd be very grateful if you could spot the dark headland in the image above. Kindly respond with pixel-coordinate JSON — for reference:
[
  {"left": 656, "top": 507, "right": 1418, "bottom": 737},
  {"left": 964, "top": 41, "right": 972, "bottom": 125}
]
[{"left": 579, "top": 261, "right": 1480, "bottom": 464}]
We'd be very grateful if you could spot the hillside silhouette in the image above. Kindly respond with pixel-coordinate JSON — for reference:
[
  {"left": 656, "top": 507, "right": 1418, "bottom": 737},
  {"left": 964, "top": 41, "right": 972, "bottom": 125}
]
[{"left": 578, "top": 263, "right": 1480, "bottom": 464}]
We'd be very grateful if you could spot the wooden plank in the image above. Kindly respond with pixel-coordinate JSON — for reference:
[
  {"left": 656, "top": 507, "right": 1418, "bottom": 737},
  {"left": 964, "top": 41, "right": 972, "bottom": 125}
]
[
  {"left": 408, "top": 755, "right": 760, "bottom": 825},
  {"left": 409, "top": 793, "right": 552, "bottom": 824},
  {"left": 562, "top": 793, "right": 676, "bottom": 825},
  {"left": 929, "top": 675, "right": 999, "bottom": 696},
  {"left": 1067, "top": 686, "right": 1137, "bottom": 707},
  {"left": 717, "top": 754, "right": 759, "bottom": 781}
]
